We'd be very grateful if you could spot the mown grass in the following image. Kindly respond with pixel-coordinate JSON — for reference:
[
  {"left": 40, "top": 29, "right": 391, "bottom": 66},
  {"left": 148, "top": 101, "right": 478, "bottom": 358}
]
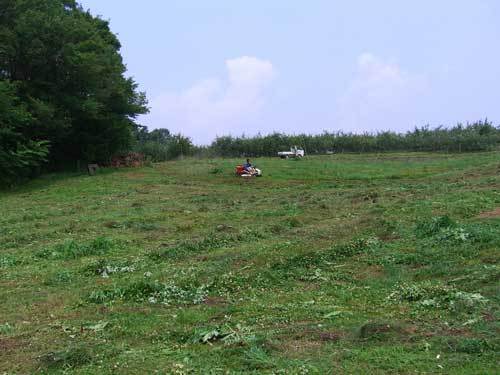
[{"left": 0, "top": 152, "right": 499, "bottom": 374}]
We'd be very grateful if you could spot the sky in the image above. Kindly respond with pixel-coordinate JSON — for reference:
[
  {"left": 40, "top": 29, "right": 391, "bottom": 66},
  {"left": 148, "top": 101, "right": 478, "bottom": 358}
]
[{"left": 80, "top": 0, "right": 500, "bottom": 145}]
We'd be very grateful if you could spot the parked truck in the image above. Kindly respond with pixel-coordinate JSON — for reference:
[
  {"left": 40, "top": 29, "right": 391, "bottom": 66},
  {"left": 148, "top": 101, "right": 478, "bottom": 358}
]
[{"left": 278, "top": 146, "right": 305, "bottom": 159}]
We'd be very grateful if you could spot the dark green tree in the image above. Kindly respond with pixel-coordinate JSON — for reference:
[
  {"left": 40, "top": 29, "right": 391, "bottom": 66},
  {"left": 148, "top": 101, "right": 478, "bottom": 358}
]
[
  {"left": 0, "top": 80, "right": 49, "bottom": 185},
  {"left": 0, "top": 0, "right": 148, "bottom": 170}
]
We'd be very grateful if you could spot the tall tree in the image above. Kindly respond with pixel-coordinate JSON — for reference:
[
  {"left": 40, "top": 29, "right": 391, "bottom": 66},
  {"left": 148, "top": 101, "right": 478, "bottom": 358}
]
[
  {"left": 0, "top": 0, "right": 148, "bottom": 168},
  {"left": 0, "top": 80, "right": 49, "bottom": 185}
]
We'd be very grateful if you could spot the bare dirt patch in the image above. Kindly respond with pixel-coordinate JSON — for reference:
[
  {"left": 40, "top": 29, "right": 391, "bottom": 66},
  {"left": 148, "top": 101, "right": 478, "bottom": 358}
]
[
  {"left": 439, "top": 327, "right": 474, "bottom": 337},
  {"left": 0, "top": 337, "right": 24, "bottom": 352},
  {"left": 203, "top": 296, "right": 227, "bottom": 307},
  {"left": 355, "top": 265, "right": 385, "bottom": 280},
  {"left": 477, "top": 207, "right": 500, "bottom": 219},
  {"left": 125, "top": 172, "right": 146, "bottom": 179},
  {"left": 279, "top": 339, "right": 322, "bottom": 357},
  {"left": 319, "top": 331, "right": 344, "bottom": 342}
]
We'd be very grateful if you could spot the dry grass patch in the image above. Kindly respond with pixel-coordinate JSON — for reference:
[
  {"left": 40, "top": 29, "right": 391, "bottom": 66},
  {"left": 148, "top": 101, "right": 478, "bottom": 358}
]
[{"left": 477, "top": 207, "right": 500, "bottom": 219}]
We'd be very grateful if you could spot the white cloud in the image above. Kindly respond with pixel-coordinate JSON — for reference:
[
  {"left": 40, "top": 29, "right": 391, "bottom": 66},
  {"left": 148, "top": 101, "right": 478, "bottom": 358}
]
[
  {"left": 336, "top": 53, "right": 429, "bottom": 133},
  {"left": 145, "top": 56, "right": 275, "bottom": 144}
]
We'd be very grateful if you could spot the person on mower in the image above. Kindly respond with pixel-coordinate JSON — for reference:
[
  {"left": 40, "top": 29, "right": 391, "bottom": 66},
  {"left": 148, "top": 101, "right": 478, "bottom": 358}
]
[{"left": 243, "top": 159, "right": 255, "bottom": 174}]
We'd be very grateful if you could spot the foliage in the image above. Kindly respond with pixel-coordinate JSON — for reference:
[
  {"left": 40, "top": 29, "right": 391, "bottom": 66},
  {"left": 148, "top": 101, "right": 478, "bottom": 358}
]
[
  {"left": 208, "top": 120, "right": 500, "bottom": 157},
  {"left": 0, "top": 0, "right": 148, "bottom": 176},
  {"left": 0, "top": 81, "right": 50, "bottom": 185},
  {"left": 192, "top": 324, "right": 256, "bottom": 346},
  {"left": 133, "top": 128, "right": 195, "bottom": 161}
]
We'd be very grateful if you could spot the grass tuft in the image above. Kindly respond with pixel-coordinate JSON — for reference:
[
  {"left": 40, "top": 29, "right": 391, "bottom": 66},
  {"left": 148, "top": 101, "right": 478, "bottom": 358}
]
[
  {"left": 88, "top": 280, "right": 208, "bottom": 305},
  {"left": 39, "top": 346, "right": 92, "bottom": 369},
  {"left": 35, "top": 237, "right": 115, "bottom": 260}
]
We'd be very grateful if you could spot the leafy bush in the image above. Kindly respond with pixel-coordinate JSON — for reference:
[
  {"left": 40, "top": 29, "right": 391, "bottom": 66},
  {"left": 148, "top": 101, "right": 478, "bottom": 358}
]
[{"left": 134, "top": 133, "right": 195, "bottom": 161}]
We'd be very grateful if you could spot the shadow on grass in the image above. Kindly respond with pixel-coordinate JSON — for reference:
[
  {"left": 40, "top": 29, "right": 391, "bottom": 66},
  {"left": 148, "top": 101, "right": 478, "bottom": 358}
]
[{"left": 0, "top": 167, "right": 125, "bottom": 196}]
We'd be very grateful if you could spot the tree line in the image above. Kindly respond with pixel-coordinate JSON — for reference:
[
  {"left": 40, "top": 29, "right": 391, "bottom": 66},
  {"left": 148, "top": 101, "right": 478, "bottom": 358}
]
[
  {"left": 136, "top": 120, "right": 499, "bottom": 161},
  {"left": 0, "top": 0, "right": 147, "bottom": 185},
  {"left": 206, "top": 121, "right": 500, "bottom": 158}
]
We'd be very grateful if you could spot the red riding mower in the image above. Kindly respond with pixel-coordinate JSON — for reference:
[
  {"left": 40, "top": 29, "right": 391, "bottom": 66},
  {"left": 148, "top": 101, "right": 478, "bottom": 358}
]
[{"left": 235, "top": 165, "right": 262, "bottom": 177}]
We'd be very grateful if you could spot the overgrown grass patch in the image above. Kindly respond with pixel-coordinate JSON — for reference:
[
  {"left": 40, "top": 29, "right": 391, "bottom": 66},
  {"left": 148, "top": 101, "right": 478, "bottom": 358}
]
[
  {"left": 271, "top": 236, "right": 380, "bottom": 277},
  {"left": 81, "top": 258, "right": 138, "bottom": 277},
  {"left": 191, "top": 323, "right": 257, "bottom": 346},
  {"left": 35, "top": 237, "right": 115, "bottom": 260},
  {"left": 87, "top": 280, "right": 209, "bottom": 306},
  {"left": 149, "top": 229, "right": 266, "bottom": 260},
  {"left": 38, "top": 346, "right": 93, "bottom": 370},
  {"left": 388, "top": 281, "right": 489, "bottom": 313},
  {"left": 0, "top": 255, "right": 20, "bottom": 269}
]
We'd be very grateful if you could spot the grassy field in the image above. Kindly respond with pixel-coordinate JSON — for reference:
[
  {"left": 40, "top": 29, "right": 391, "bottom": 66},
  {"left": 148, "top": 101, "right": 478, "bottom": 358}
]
[{"left": 1, "top": 152, "right": 499, "bottom": 374}]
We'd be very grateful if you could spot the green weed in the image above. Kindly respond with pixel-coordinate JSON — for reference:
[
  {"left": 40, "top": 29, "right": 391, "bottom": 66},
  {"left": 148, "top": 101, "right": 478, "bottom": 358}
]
[
  {"left": 35, "top": 237, "right": 115, "bottom": 260},
  {"left": 82, "top": 258, "right": 136, "bottom": 277},
  {"left": 39, "top": 346, "right": 93, "bottom": 369},
  {"left": 0, "top": 322, "right": 13, "bottom": 334},
  {"left": 272, "top": 236, "right": 380, "bottom": 275},
  {"left": 88, "top": 280, "right": 209, "bottom": 305},
  {"left": 0, "top": 255, "right": 19, "bottom": 268},
  {"left": 45, "top": 270, "right": 73, "bottom": 285},
  {"left": 150, "top": 229, "right": 265, "bottom": 260},
  {"left": 192, "top": 324, "right": 256, "bottom": 346},
  {"left": 448, "top": 338, "right": 499, "bottom": 354},
  {"left": 388, "top": 282, "right": 488, "bottom": 311},
  {"left": 415, "top": 215, "right": 456, "bottom": 237}
]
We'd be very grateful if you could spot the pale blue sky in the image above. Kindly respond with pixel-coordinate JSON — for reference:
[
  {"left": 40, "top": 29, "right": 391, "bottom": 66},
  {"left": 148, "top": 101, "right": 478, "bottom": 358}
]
[{"left": 81, "top": 0, "right": 500, "bottom": 144}]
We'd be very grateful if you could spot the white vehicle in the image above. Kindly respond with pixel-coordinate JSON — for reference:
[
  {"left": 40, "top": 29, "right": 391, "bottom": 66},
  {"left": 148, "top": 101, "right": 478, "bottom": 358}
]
[{"left": 278, "top": 146, "right": 305, "bottom": 159}]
